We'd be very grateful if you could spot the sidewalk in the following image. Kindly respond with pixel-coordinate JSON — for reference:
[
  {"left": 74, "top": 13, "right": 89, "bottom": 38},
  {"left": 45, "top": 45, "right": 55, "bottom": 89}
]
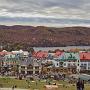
[{"left": 0, "top": 88, "right": 28, "bottom": 90}]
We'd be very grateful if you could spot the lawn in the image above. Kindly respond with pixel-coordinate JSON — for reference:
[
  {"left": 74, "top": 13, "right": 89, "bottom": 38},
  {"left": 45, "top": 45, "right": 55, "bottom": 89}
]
[
  {"left": 0, "top": 77, "right": 90, "bottom": 90},
  {"left": 0, "top": 77, "right": 28, "bottom": 89}
]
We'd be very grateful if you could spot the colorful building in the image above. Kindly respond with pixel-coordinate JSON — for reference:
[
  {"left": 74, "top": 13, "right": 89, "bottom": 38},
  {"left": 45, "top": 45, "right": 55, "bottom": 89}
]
[
  {"left": 19, "top": 57, "right": 41, "bottom": 75},
  {"left": 3, "top": 54, "right": 20, "bottom": 66},
  {"left": 57, "top": 52, "right": 80, "bottom": 74},
  {"left": 80, "top": 52, "right": 90, "bottom": 73}
]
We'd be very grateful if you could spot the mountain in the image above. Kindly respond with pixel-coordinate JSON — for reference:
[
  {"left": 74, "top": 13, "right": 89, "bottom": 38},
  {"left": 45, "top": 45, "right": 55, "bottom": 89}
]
[{"left": 0, "top": 25, "right": 90, "bottom": 47}]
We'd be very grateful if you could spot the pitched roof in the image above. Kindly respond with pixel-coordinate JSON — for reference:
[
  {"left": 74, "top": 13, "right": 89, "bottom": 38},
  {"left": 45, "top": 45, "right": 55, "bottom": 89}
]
[
  {"left": 32, "top": 51, "right": 48, "bottom": 59},
  {"left": 20, "top": 57, "right": 40, "bottom": 66},
  {"left": 80, "top": 52, "right": 90, "bottom": 61},
  {"left": 0, "top": 51, "right": 12, "bottom": 56},
  {"left": 54, "top": 51, "right": 63, "bottom": 57},
  {"left": 59, "top": 52, "right": 79, "bottom": 61}
]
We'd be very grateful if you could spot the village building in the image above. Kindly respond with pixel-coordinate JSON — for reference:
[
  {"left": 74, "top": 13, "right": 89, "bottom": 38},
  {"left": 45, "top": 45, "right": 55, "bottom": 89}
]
[
  {"left": 19, "top": 57, "right": 42, "bottom": 75},
  {"left": 57, "top": 52, "right": 80, "bottom": 74},
  {"left": 80, "top": 52, "right": 90, "bottom": 74},
  {"left": 3, "top": 54, "right": 20, "bottom": 66},
  {"left": 12, "top": 49, "right": 29, "bottom": 58}
]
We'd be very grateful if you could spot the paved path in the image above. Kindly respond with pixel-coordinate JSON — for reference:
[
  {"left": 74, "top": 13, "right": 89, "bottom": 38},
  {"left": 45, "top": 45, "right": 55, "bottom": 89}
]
[{"left": 0, "top": 88, "right": 29, "bottom": 90}]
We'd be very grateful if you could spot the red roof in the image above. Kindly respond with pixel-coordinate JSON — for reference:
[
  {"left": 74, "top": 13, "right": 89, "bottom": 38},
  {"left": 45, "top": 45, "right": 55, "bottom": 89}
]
[
  {"left": 54, "top": 51, "right": 63, "bottom": 57},
  {"left": 32, "top": 51, "right": 48, "bottom": 59},
  {"left": 32, "top": 51, "right": 37, "bottom": 57},
  {"left": 0, "top": 51, "right": 13, "bottom": 56},
  {"left": 80, "top": 52, "right": 90, "bottom": 61}
]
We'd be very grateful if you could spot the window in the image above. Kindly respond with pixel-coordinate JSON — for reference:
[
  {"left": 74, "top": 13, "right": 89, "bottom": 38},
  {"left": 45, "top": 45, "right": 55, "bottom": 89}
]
[
  {"left": 68, "top": 63, "right": 70, "bottom": 66},
  {"left": 27, "top": 65, "right": 33, "bottom": 69},
  {"left": 35, "top": 71, "right": 39, "bottom": 74},
  {"left": 21, "top": 66, "right": 25, "bottom": 69},
  {"left": 27, "top": 71, "right": 33, "bottom": 75},
  {"left": 84, "top": 64, "right": 87, "bottom": 66},
  {"left": 21, "top": 71, "right": 25, "bottom": 74},
  {"left": 73, "top": 63, "right": 76, "bottom": 66},
  {"left": 35, "top": 66, "right": 39, "bottom": 69},
  {"left": 57, "top": 63, "right": 59, "bottom": 66},
  {"left": 88, "top": 67, "right": 90, "bottom": 70},
  {"left": 81, "top": 64, "right": 83, "bottom": 66}
]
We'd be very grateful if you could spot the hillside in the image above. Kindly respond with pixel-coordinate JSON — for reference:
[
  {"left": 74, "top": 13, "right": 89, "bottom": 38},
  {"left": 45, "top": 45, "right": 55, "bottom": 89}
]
[{"left": 0, "top": 25, "right": 90, "bottom": 48}]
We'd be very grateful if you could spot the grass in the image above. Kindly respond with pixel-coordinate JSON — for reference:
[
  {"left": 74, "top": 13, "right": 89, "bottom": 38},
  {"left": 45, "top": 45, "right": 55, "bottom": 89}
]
[
  {"left": 0, "top": 77, "right": 28, "bottom": 89},
  {"left": 0, "top": 77, "right": 90, "bottom": 90}
]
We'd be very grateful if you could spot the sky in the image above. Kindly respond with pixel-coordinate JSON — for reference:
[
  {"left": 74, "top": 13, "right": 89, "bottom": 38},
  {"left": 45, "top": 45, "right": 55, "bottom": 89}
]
[{"left": 0, "top": 0, "right": 90, "bottom": 27}]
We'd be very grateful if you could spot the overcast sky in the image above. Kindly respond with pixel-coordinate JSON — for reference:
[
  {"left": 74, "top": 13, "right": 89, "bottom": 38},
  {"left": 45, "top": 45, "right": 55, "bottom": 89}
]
[{"left": 0, "top": 0, "right": 90, "bottom": 27}]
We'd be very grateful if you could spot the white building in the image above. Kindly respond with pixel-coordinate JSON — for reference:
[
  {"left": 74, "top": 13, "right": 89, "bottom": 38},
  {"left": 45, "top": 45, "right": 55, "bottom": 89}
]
[
  {"left": 58, "top": 52, "right": 80, "bottom": 73},
  {"left": 80, "top": 52, "right": 90, "bottom": 72}
]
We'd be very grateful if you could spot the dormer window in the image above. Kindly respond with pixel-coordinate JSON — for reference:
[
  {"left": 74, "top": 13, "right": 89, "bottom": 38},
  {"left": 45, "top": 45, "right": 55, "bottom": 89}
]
[
  {"left": 82, "top": 55, "right": 86, "bottom": 59},
  {"left": 70, "top": 53, "right": 72, "bottom": 58}
]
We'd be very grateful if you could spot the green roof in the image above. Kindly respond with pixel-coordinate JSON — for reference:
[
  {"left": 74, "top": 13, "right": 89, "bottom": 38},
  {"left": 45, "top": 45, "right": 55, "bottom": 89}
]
[{"left": 58, "top": 52, "right": 79, "bottom": 61}]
